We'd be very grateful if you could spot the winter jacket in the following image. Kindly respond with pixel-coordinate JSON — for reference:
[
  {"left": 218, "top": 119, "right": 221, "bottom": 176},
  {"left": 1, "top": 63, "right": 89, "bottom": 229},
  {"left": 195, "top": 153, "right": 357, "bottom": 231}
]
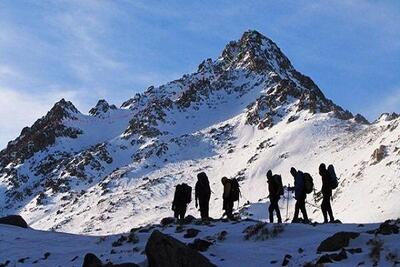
[
  {"left": 294, "top": 171, "right": 305, "bottom": 200},
  {"left": 195, "top": 179, "right": 211, "bottom": 203},
  {"left": 223, "top": 182, "right": 232, "bottom": 200},
  {"left": 320, "top": 169, "right": 332, "bottom": 197}
]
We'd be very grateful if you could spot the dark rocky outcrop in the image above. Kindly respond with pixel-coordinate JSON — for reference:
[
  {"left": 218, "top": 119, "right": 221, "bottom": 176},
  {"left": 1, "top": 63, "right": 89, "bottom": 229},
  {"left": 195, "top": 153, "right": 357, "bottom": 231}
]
[
  {"left": 184, "top": 228, "right": 201, "bottom": 238},
  {"left": 317, "top": 232, "right": 360, "bottom": 252},
  {"left": 82, "top": 253, "right": 139, "bottom": 267},
  {"left": 371, "top": 145, "right": 387, "bottom": 164},
  {"left": 188, "top": 239, "right": 213, "bottom": 252},
  {"left": 375, "top": 220, "right": 399, "bottom": 235},
  {"left": 145, "top": 230, "right": 216, "bottom": 267},
  {"left": 0, "top": 215, "right": 28, "bottom": 228},
  {"left": 82, "top": 253, "right": 102, "bottom": 267},
  {"left": 89, "top": 99, "right": 117, "bottom": 117},
  {"left": 160, "top": 217, "right": 175, "bottom": 226},
  {"left": 354, "top": 113, "right": 370, "bottom": 124}
]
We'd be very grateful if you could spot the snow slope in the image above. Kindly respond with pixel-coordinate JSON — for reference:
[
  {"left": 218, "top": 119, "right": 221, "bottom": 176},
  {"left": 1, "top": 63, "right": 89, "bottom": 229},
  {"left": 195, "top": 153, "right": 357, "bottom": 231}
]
[
  {"left": 0, "top": 30, "right": 399, "bottom": 236},
  {"left": 1, "top": 219, "right": 400, "bottom": 267}
]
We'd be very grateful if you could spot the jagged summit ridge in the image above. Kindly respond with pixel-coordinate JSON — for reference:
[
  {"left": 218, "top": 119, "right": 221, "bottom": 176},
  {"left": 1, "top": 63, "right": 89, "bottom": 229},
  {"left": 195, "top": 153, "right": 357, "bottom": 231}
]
[{"left": 218, "top": 30, "right": 294, "bottom": 75}]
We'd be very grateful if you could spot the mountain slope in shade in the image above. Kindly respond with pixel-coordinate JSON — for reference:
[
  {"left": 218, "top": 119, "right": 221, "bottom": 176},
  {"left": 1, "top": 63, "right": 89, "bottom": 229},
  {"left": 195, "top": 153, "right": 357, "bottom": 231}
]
[
  {"left": 1, "top": 219, "right": 400, "bottom": 267},
  {"left": 0, "top": 30, "right": 398, "bottom": 235}
]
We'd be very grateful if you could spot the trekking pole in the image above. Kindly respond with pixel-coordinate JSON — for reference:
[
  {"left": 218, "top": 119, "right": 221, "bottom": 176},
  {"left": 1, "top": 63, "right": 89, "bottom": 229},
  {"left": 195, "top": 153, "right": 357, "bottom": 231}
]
[{"left": 286, "top": 183, "right": 290, "bottom": 221}]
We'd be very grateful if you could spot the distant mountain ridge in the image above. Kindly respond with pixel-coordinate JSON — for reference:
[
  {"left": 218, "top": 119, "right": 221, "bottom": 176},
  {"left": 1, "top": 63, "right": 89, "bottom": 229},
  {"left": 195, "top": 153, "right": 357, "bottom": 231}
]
[{"left": 0, "top": 30, "right": 398, "bottom": 234}]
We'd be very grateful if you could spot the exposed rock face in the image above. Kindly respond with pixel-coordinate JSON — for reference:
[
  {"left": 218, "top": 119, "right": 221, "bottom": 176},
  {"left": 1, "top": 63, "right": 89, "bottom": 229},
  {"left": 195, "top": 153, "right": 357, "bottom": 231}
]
[
  {"left": 354, "top": 113, "right": 370, "bottom": 124},
  {"left": 0, "top": 99, "right": 81, "bottom": 166},
  {"left": 89, "top": 99, "right": 117, "bottom": 117},
  {"left": 145, "top": 230, "right": 216, "bottom": 267},
  {"left": 372, "top": 145, "right": 387, "bottom": 164},
  {"left": 375, "top": 220, "right": 399, "bottom": 235},
  {"left": 317, "top": 232, "right": 360, "bottom": 252},
  {"left": 0, "top": 215, "right": 28, "bottom": 228},
  {"left": 1, "top": 29, "right": 397, "bottom": 234}
]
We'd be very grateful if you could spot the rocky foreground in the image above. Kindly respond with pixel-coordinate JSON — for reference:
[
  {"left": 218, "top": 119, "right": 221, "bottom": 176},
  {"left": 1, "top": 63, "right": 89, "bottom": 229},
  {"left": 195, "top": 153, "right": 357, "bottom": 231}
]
[{"left": 1, "top": 215, "right": 399, "bottom": 267}]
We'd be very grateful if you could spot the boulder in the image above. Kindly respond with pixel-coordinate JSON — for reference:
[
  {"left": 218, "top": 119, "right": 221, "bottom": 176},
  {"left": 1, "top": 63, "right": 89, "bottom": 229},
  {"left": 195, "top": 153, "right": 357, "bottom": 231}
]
[
  {"left": 184, "top": 228, "right": 201, "bottom": 238},
  {"left": 184, "top": 215, "right": 196, "bottom": 224},
  {"left": 82, "top": 253, "right": 139, "bottom": 267},
  {"left": 317, "top": 232, "right": 360, "bottom": 252},
  {"left": 160, "top": 217, "right": 175, "bottom": 226},
  {"left": 0, "top": 215, "right": 28, "bottom": 228},
  {"left": 145, "top": 230, "right": 216, "bottom": 267},
  {"left": 376, "top": 220, "right": 399, "bottom": 235},
  {"left": 281, "top": 254, "right": 292, "bottom": 266},
  {"left": 188, "top": 239, "right": 213, "bottom": 252},
  {"left": 82, "top": 253, "right": 102, "bottom": 267}
]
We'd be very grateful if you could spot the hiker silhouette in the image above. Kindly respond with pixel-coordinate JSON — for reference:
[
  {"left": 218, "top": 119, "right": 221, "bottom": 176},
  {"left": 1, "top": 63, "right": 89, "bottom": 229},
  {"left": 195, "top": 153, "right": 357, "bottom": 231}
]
[
  {"left": 319, "top": 163, "right": 335, "bottom": 223},
  {"left": 172, "top": 183, "right": 192, "bottom": 222},
  {"left": 290, "top": 167, "right": 309, "bottom": 223},
  {"left": 221, "top": 177, "right": 235, "bottom": 220},
  {"left": 267, "top": 170, "right": 283, "bottom": 223},
  {"left": 195, "top": 172, "right": 211, "bottom": 221}
]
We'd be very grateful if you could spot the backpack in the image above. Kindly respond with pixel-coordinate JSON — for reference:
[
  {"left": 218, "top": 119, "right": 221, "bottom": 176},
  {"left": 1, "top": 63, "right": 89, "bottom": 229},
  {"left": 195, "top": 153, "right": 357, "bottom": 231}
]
[
  {"left": 181, "top": 183, "right": 192, "bottom": 204},
  {"left": 175, "top": 183, "right": 192, "bottom": 205},
  {"left": 327, "top": 165, "right": 339, "bottom": 189},
  {"left": 229, "top": 178, "right": 241, "bottom": 202},
  {"left": 303, "top": 173, "right": 314, "bottom": 194},
  {"left": 273, "top": 175, "right": 284, "bottom": 196}
]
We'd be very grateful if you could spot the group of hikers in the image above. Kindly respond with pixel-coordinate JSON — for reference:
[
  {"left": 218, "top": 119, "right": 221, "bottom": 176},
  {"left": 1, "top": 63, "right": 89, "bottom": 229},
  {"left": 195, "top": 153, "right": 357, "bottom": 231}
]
[{"left": 172, "top": 163, "right": 339, "bottom": 224}]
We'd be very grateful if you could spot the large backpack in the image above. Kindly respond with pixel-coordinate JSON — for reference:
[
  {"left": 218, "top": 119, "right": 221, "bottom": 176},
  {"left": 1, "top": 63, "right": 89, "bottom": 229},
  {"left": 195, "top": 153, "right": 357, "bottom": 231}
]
[
  {"left": 273, "top": 174, "right": 284, "bottom": 196},
  {"left": 229, "top": 178, "right": 241, "bottom": 202},
  {"left": 175, "top": 183, "right": 192, "bottom": 205},
  {"left": 181, "top": 183, "right": 192, "bottom": 204},
  {"left": 327, "top": 165, "right": 339, "bottom": 189},
  {"left": 303, "top": 173, "right": 314, "bottom": 194}
]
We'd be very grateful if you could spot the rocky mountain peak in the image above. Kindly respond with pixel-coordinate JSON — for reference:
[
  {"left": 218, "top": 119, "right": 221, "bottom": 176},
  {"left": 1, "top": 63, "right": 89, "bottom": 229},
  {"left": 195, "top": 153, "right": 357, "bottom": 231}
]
[
  {"left": 49, "top": 98, "right": 80, "bottom": 121},
  {"left": 0, "top": 98, "right": 82, "bottom": 167},
  {"left": 218, "top": 30, "right": 293, "bottom": 74},
  {"left": 89, "top": 99, "right": 117, "bottom": 117},
  {"left": 376, "top": 112, "right": 399, "bottom": 123}
]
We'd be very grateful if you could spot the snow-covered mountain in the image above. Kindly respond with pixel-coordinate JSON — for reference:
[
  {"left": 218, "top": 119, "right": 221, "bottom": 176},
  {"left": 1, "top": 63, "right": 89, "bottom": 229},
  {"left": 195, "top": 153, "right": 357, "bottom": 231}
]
[{"left": 0, "top": 30, "right": 399, "bottom": 235}]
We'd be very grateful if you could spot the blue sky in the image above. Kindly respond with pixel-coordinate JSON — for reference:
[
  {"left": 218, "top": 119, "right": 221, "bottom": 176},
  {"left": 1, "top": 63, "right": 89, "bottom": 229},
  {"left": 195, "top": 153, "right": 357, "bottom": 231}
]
[{"left": 0, "top": 0, "right": 399, "bottom": 149}]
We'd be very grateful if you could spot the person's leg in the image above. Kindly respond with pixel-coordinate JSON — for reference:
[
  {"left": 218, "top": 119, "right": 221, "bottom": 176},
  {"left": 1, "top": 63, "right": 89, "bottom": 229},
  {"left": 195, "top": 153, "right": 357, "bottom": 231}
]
[
  {"left": 293, "top": 200, "right": 300, "bottom": 222},
  {"left": 327, "top": 197, "right": 334, "bottom": 222},
  {"left": 200, "top": 199, "right": 209, "bottom": 220},
  {"left": 275, "top": 199, "right": 282, "bottom": 223},
  {"left": 300, "top": 198, "right": 309, "bottom": 222},
  {"left": 181, "top": 205, "right": 187, "bottom": 220},
  {"left": 174, "top": 209, "right": 179, "bottom": 219},
  {"left": 205, "top": 200, "right": 209, "bottom": 219},
  {"left": 199, "top": 201, "right": 205, "bottom": 219},
  {"left": 222, "top": 199, "right": 227, "bottom": 218},
  {"left": 227, "top": 201, "right": 234, "bottom": 219},
  {"left": 321, "top": 196, "right": 328, "bottom": 223},
  {"left": 268, "top": 202, "right": 274, "bottom": 223}
]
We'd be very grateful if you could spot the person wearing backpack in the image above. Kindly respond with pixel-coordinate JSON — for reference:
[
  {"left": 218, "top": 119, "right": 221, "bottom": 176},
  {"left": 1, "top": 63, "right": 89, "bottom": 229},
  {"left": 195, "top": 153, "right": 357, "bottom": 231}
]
[
  {"left": 267, "top": 170, "right": 282, "bottom": 223},
  {"left": 195, "top": 172, "right": 211, "bottom": 221},
  {"left": 172, "top": 184, "right": 189, "bottom": 222},
  {"left": 290, "top": 167, "right": 309, "bottom": 223},
  {"left": 319, "top": 163, "right": 335, "bottom": 223},
  {"left": 221, "top": 177, "right": 234, "bottom": 220}
]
